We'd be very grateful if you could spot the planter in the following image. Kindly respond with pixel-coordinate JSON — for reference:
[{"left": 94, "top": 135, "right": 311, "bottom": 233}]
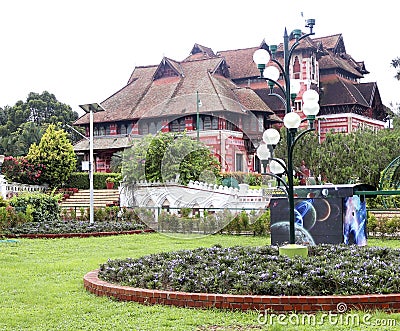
[{"left": 106, "top": 182, "right": 114, "bottom": 189}]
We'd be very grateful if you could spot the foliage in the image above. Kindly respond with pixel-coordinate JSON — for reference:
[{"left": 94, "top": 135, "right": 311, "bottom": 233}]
[
  {"left": 64, "top": 172, "right": 122, "bottom": 189},
  {"left": 219, "top": 172, "right": 262, "bottom": 186},
  {"left": 8, "top": 192, "right": 61, "bottom": 223},
  {"left": 391, "top": 57, "right": 400, "bottom": 81},
  {"left": 0, "top": 205, "right": 33, "bottom": 234},
  {"left": 106, "top": 177, "right": 116, "bottom": 183},
  {"left": 99, "top": 244, "right": 400, "bottom": 296},
  {"left": 367, "top": 215, "right": 400, "bottom": 239},
  {"left": 27, "top": 124, "right": 77, "bottom": 187},
  {"left": 1, "top": 156, "right": 45, "bottom": 185},
  {"left": 274, "top": 123, "right": 400, "bottom": 187},
  {"left": 5, "top": 219, "right": 145, "bottom": 235},
  {"left": 0, "top": 91, "right": 78, "bottom": 156},
  {"left": 157, "top": 209, "right": 269, "bottom": 235},
  {"left": 122, "top": 132, "right": 221, "bottom": 185}
]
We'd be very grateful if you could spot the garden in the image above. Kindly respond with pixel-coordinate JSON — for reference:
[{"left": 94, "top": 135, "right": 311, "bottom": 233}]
[{"left": 1, "top": 233, "right": 400, "bottom": 330}]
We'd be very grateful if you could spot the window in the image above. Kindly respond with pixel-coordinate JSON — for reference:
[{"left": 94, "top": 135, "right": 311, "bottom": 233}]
[
  {"left": 310, "top": 56, "right": 316, "bottom": 81},
  {"left": 294, "top": 100, "right": 302, "bottom": 112},
  {"left": 235, "top": 153, "right": 243, "bottom": 172},
  {"left": 204, "top": 116, "right": 211, "bottom": 130},
  {"left": 293, "top": 56, "right": 301, "bottom": 79},
  {"left": 211, "top": 117, "right": 218, "bottom": 130},
  {"left": 149, "top": 122, "right": 157, "bottom": 134},
  {"left": 179, "top": 119, "right": 185, "bottom": 132},
  {"left": 119, "top": 124, "right": 127, "bottom": 135},
  {"left": 170, "top": 120, "right": 179, "bottom": 132}
]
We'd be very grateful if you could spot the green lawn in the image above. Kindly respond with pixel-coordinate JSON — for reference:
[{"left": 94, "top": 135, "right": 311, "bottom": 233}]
[{"left": 0, "top": 234, "right": 399, "bottom": 331}]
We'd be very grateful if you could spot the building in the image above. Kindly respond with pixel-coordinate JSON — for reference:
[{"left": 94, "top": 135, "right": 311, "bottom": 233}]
[{"left": 74, "top": 34, "right": 388, "bottom": 173}]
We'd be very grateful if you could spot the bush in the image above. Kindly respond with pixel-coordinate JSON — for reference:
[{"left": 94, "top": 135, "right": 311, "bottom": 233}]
[
  {"left": 65, "top": 172, "right": 121, "bottom": 189},
  {"left": 9, "top": 192, "right": 61, "bottom": 223},
  {"left": 1, "top": 156, "right": 45, "bottom": 185}
]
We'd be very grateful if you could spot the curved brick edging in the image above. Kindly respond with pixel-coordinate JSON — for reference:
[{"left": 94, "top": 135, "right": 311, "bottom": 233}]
[
  {"left": 6, "top": 229, "right": 154, "bottom": 239},
  {"left": 83, "top": 270, "right": 400, "bottom": 313}
]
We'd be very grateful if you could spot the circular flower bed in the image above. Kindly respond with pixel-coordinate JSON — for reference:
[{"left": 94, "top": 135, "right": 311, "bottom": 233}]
[{"left": 98, "top": 244, "right": 400, "bottom": 296}]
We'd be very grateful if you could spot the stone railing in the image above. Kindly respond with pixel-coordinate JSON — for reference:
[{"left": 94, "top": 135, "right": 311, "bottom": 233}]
[{"left": 0, "top": 175, "right": 47, "bottom": 199}]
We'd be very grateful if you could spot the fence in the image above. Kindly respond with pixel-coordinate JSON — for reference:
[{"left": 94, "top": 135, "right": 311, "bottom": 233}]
[{"left": 0, "top": 175, "right": 47, "bottom": 200}]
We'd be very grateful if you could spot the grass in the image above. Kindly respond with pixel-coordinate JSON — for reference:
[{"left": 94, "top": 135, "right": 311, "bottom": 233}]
[{"left": 0, "top": 233, "right": 399, "bottom": 330}]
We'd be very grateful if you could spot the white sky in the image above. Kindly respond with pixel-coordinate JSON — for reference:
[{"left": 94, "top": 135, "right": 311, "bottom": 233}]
[{"left": 1, "top": 0, "right": 399, "bottom": 117}]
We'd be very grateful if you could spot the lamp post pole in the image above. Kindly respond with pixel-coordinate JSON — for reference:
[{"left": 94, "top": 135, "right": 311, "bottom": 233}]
[
  {"left": 254, "top": 19, "right": 319, "bottom": 250},
  {"left": 79, "top": 103, "right": 106, "bottom": 224}
]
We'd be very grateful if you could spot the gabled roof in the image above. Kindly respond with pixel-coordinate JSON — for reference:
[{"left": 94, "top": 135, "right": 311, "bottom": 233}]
[
  {"left": 184, "top": 43, "right": 216, "bottom": 61},
  {"left": 319, "top": 76, "right": 370, "bottom": 107},
  {"left": 318, "top": 50, "right": 365, "bottom": 78},
  {"left": 217, "top": 47, "right": 260, "bottom": 80},
  {"left": 74, "top": 56, "right": 273, "bottom": 125},
  {"left": 313, "top": 34, "right": 345, "bottom": 53}
]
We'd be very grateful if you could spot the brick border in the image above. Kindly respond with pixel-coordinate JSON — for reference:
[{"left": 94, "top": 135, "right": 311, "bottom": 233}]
[{"left": 83, "top": 270, "right": 400, "bottom": 313}]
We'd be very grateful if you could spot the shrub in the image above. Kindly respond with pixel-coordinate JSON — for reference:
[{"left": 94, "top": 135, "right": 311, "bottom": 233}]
[
  {"left": 9, "top": 192, "right": 61, "bottom": 223},
  {"left": 1, "top": 156, "right": 45, "bottom": 185}
]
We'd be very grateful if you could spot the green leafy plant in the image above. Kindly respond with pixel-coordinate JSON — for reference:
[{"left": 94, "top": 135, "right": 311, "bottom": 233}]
[{"left": 99, "top": 244, "right": 400, "bottom": 296}]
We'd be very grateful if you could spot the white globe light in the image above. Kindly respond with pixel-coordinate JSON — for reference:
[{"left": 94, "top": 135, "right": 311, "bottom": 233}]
[
  {"left": 290, "top": 79, "right": 301, "bottom": 94},
  {"left": 270, "top": 158, "right": 286, "bottom": 175},
  {"left": 256, "top": 143, "right": 271, "bottom": 161},
  {"left": 302, "top": 89, "right": 319, "bottom": 103},
  {"left": 263, "top": 66, "right": 280, "bottom": 81},
  {"left": 262, "top": 128, "right": 280, "bottom": 145},
  {"left": 283, "top": 112, "right": 301, "bottom": 129},
  {"left": 303, "top": 101, "right": 320, "bottom": 116},
  {"left": 253, "top": 49, "right": 270, "bottom": 66}
]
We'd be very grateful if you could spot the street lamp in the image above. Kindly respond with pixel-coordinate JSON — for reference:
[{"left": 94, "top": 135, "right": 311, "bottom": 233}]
[
  {"left": 254, "top": 19, "right": 319, "bottom": 257},
  {"left": 79, "top": 103, "right": 106, "bottom": 224}
]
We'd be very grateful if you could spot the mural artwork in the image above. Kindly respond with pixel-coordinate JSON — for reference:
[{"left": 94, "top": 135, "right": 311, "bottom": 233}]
[{"left": 270, "top": 193, "right": 367, "bottom": 246}]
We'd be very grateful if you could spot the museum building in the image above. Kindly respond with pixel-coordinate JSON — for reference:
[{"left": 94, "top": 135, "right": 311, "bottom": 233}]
[{"left": 73, "top": 33, "right": 387, "bottom": 173}]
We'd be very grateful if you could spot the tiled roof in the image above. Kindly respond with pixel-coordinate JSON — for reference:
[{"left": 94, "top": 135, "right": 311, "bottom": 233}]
[
  {"left": 318, "top": 51, "right": 364, "bottom": 78},
  {"left": 75, "top": 56, "right": 273, "bottom": 125},
  {"left": 73, "top": 136, "right": 136, "bottom": 152},
  {"left": 319, "top": 76, "right": 369, "bottom": 107},
  {"left": 217, "top": 47, "right": 260, "bottom": 80},
  {"left": 184, "top": 43, "right": 216, "bottom": 61},
  {"left": 313, "top": 34, "right": 342, "bottom": 51}
]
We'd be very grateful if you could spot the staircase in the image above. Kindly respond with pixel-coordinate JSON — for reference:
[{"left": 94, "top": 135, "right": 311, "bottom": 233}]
[{"left": 59, "top": 189, "right": 120, "bottom": 212}]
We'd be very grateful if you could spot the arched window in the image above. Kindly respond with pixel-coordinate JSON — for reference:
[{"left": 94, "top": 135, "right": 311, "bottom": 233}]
[{"left": 293, "top": 56, "right": 301, "bottom": 79}]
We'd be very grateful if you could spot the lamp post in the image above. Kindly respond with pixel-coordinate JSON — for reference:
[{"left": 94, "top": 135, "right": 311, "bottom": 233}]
[
  {"left": 254, "top": 19, "right": 320, "bottom": 256},
  {"left": 79, "top": 103, "right": 106, "bottom": 224}
]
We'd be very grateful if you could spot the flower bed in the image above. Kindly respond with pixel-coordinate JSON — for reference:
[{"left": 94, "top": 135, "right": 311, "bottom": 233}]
[
  {"left": 97, "top": 245, "right": 400, "bottom": 296},
  {"left": 3, "top": 219, "right": 151, "bottom": 237}
]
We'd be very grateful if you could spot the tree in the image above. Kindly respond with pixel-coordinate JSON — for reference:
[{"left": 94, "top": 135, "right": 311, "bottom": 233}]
[
  {"left": 122, "top": 132, "right": 221, "bottom": 186},
  {"left": 27, "top": 124, "right": 77, "bottom": 187},
  {"left": 272, "top": 117, "right": 400, "bottom": 188},
  {"left": 391, "top": 57, "right": 400, "bottom": 81},
  {"left": 0, "top": 91, "right": 78, "bottom": 156}
]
